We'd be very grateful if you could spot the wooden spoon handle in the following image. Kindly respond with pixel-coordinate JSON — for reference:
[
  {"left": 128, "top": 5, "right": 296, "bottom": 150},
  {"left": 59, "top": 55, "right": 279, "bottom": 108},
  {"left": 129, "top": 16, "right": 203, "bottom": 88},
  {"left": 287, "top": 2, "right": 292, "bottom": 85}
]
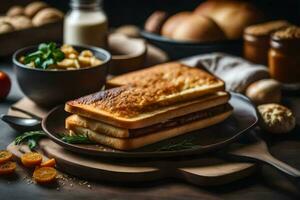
[
  {"left": 261, "top": 154, "right": 300, "bottom": 179},
  {"left": 222, "top": 150, "right": 300, "bottom": 179}
]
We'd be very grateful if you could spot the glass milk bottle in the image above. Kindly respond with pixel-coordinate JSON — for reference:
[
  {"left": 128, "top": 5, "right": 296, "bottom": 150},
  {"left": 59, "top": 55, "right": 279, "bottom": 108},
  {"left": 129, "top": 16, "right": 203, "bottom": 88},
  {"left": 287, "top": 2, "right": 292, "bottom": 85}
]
[{"left": 64, "top": 0, "right": 108, "bottom": 48}]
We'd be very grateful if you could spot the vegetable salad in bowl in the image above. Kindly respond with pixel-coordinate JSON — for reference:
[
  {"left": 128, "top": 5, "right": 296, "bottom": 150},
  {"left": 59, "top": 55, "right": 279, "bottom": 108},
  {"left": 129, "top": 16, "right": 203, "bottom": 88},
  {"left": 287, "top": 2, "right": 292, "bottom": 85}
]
[{"left": 20, "top": 42, "right": 103, "bottom": 70}]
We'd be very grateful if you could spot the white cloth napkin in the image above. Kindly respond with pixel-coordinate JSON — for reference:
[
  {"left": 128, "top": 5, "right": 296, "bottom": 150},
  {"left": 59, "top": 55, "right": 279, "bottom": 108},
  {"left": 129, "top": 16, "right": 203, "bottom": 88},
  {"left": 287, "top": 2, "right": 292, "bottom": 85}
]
[{"left": 181, "top": 53, "right": 270, "bottom": 93}]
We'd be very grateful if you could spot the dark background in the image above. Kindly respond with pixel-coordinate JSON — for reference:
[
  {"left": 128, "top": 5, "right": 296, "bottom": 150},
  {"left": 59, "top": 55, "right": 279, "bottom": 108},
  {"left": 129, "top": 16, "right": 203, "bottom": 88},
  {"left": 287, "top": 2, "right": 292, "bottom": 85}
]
[{"left": 1, "top": 0, "right": 300, "bottom": 27}]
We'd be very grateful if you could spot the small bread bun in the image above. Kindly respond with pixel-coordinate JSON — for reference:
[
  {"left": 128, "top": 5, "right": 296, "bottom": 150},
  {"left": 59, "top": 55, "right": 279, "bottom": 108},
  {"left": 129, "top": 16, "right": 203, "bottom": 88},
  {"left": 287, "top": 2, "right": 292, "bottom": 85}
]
[
  {"left": 246, "top": 79, "right": 281, "bottom": 105},
  {"left": 24, "top": 1, "right": 48, "bottom": 18},
  {"left": 161, "top": 12, "right": 191, "bottom": 38},
  {"left": 0, "top": 16, "right": 10, "bottom": 24},
  {"left": 258, "top": 104, "right": 296, "bottom": 134},
  {"left": 6, "top": 6, "right": 24, "bottom": 17},
  {"left": 171, "top": 15, "right": 226, "bottom": 42},
  {"left": 195, "top": 0, "right": 263, "bottom": 39},
  {"left": 144, "top": 11, "right": 168, "bottom": 34},
  {"left": 32, "top": 8, "right": 63, "bottom": 26},
  {"left": 8, "top": 16, "right": 32, "bottom": 30},
  {"left": 0, "top": 22, "right": 15, "bottom": 34}
]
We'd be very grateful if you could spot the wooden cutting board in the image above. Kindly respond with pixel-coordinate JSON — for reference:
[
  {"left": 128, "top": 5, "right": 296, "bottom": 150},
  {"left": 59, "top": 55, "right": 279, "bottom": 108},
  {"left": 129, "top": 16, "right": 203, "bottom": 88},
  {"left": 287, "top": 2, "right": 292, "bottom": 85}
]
[{"left": 6, "top": 98, "right": 257, "bottom": 185}]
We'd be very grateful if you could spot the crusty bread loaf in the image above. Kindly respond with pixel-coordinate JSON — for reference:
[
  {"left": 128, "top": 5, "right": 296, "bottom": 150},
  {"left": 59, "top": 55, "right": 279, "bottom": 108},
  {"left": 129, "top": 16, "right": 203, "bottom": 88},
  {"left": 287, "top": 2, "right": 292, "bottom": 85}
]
[
  {"left": 171, "top": 15, "right": 226, "bottom": 42},
  {"left": 65, "top": 91, "right": 229, "bottom": 129},
  {"left": 194, "top": 0, "right": 263, "bottom": 39},
  {"left": 161, "top": 12, "right": 192, "bottom": 38},
  {"left": 66, "top": 110, "right": 232, "bottom": 150}
]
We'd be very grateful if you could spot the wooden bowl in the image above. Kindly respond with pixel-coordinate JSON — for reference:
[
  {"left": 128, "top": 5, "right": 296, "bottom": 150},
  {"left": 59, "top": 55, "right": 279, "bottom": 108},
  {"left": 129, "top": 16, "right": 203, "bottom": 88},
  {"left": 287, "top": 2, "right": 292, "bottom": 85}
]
[
  {"left": 109, "top": 33, "right": 147, "bottom": 75},
  {"left": 13, "top": 45, "right": 111, "bottom": 108}
]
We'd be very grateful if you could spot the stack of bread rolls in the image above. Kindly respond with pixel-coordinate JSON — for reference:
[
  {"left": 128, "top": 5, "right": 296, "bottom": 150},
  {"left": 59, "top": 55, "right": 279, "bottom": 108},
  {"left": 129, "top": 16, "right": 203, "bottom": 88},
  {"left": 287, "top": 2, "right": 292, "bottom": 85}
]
[
  {"left": 0, "top": 1, "right": 63, "bottom": 34},
  {"left": 145, "top": 0, "right": 263, "bottom": 42}
]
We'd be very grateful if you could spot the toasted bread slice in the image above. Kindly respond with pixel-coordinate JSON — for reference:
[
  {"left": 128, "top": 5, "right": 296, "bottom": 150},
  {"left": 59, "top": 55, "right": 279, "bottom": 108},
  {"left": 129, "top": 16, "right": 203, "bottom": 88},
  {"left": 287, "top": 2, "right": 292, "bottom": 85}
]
[
  {"left": 107, "top": 62, "right": 224, "bottom": 88},
  {"left": 107, "top": 63, "right": 224, "bottom": 108},
  {"left": 66, "top": 115, "right": 129, "bottom": 138},
  {"left": 66, "top": 103, "right": 231, "bottom": 138},
  {"left": 66, "top": 110, "right": 233, "bottom": 150},
  {"left": 65, "top": 91, "right": 230, "bottom": 129}
]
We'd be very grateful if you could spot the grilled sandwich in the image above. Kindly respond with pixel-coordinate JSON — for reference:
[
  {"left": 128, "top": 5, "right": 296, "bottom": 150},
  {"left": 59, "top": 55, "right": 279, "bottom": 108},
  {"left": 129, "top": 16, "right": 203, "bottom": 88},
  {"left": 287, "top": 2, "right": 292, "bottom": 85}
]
[{"left": 64, "top": 62, "right": 232, "bottom": 150}]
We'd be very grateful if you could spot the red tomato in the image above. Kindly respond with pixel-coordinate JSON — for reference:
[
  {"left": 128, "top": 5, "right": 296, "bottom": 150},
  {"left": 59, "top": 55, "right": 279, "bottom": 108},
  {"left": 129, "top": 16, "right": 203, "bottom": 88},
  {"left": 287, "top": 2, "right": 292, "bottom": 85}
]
[{"left": 0, "top": 71, "right": 11, "bottom": 100}]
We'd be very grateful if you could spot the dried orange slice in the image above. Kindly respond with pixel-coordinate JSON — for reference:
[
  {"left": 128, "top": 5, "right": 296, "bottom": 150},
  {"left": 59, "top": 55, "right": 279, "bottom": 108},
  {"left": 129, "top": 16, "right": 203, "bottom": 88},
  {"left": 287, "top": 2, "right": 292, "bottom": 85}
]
[
  {"left": 0, "top": 161, "right": 16, "bottom": 175},
  {"left": 21, "top": 152, "right": 42, "bottom": 167},
  {"left": 0, "top": 150, "right": 13, "bottom": 164},
  {"left": 33, "top": 167, "right": 57, "bottom": 184},
  {"left": 40, "top": 158, "right": 56, "bottom": 168}
]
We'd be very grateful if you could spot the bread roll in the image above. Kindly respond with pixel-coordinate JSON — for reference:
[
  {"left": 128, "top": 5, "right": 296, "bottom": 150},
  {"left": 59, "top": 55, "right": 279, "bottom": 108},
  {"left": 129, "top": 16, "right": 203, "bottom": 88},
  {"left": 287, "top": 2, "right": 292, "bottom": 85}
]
[
  {"left": 161, "top": 12, "right": 191, "bottom": 38},
  {"left": 24, "top": 1, "right": 48, "bottom": 18},
  {"left": 172, "top": 15, "right": 226, "bottom": 42},
  {"left": 7, "top": 6, "right": 24, "bottom": 17},
  {"left": 258, "top": 104, "right": 295, "bottom": 134},
  {"left": 195, "top": 0, "right": 263, "bottom": 39},
  {"left": 145, "top": 11, "right": 168, "bottom": 34},
  {"left": 246, "top": 79, "right": 281, "bottom": 105},
  {"left": 0, "top": 22, "right": 14, "bottom": 34},
  {"left": 32, "top": 8, "right": 63, "bottom": 26},
  {"left": 0, "top": 16, "right": 9, "bottom": 24},
  {"left": 8, "top": 16, "right": 32, "bottom": 30}
]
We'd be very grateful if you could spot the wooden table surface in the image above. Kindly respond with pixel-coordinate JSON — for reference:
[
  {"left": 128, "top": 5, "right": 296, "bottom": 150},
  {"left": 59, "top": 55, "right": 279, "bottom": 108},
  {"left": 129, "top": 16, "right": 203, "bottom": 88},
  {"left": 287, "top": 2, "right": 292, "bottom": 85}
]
[{"left": 1, "top": 59, "right": 300, "bottom": 200}]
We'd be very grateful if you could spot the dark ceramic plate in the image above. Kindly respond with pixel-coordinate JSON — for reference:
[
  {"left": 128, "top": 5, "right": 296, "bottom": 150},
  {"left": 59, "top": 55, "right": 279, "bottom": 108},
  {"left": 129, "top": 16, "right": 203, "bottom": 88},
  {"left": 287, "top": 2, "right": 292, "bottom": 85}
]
[
  {"left": 140, "top": 31, "right": 243, "bottom": 60},
  {"left": 42, "top": 93, "right": 258, "bottom": 158}
]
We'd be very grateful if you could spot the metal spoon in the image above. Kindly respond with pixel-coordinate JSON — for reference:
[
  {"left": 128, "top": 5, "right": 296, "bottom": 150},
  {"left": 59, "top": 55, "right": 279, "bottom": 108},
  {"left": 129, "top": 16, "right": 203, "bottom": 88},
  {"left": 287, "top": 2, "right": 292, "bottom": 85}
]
[{"left": 0, "top": 114, "right": 41, "bottom": 132}]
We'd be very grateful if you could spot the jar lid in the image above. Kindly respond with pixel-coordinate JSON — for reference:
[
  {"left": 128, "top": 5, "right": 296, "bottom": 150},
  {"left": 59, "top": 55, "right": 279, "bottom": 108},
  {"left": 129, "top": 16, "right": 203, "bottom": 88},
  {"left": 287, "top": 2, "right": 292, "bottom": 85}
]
[
  {"left": 271, "top": 26, "right": 300, "bottom": 51},
  {"left": 70, "top": 0, "right": 102, "bottom": 9},
  {"left": 244, "top": 20, "right": 290, "bottom": 37},
  {"left": 272, "top": 26, "right": 300, "bottom": 40}
]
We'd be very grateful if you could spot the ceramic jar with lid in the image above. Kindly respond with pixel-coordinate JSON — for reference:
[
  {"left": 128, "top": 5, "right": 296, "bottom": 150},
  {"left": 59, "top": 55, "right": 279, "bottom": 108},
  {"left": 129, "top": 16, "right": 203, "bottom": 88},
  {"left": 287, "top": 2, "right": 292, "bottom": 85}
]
[
  {"left": 269, "top": 26, "right": 300, "bottom": 85},
  {"left": 243, "top": 20, "right": 290, "bottom": 65}
]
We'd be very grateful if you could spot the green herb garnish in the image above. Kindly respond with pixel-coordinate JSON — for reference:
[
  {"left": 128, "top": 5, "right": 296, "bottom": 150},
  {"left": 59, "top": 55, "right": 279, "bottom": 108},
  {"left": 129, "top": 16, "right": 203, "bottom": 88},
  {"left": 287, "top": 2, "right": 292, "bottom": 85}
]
[
  {"left": 61, "top": 135, "right": 95, "bottom": 144},
  {"left": 156, "top": 138, "right": 196, "bottom": 151},
  {"left": 14, "top": 131, "right": 47, "bottom": 150},
  {"left": 24, "top": 42, "right": 65, "bottom": 69}
]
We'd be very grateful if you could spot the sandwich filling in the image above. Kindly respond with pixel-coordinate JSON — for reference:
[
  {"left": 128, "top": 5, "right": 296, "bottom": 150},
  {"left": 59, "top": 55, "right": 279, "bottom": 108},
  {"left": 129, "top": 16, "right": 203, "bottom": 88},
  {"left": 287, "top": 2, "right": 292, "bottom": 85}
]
[{"left": 127, "top": 103, "right": 232, "bottom": 137}]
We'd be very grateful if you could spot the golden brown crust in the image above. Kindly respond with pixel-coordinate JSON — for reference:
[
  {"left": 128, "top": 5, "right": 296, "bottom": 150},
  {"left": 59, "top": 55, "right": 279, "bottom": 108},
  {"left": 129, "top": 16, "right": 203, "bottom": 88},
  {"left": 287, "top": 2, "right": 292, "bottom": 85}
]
[
  {"left": 161, "top": 12, "right": 192, "bottom": 38},
  {"left": 171, "top": 15, "right": 226, "bottom": 42},
  {"left": 108, "top": 62, "right": 222, "bottom": 88},
  {"left": 65, "top": 92, "right": 229, "bottom": 129},
  {"left": 70, "top": 63, "right": 224, "bottom": 118}
]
